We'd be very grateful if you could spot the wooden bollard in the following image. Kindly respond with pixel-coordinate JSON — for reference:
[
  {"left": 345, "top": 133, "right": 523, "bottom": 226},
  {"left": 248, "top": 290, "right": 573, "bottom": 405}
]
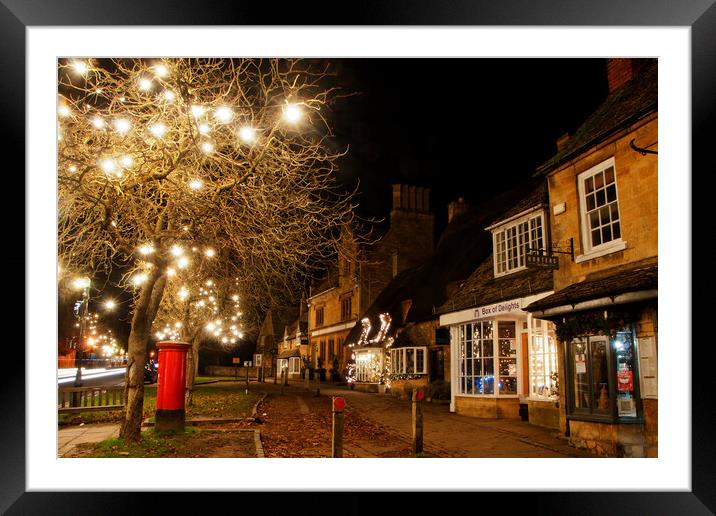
[
  {"left": 245, "top": 365, "right": 249, "bottom": 395},
  {"left": 332, "top": 396, "right": 345, "bottom": 458},
  {"left": 305, "top": 369, "right": 310, "bottom": 390},
  {"left": 314, "top": 370, "right": 321, "bottom": 396},
  {"left": 412, "top": 388, "right": 424, "bottom": 455},
  {"left": 280, "top": 369, "right": 286, "bottom": 395}
]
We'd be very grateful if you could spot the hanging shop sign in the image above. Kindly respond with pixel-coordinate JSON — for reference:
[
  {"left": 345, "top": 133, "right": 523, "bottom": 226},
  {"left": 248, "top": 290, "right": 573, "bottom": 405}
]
[{"left": 526, "top": 253, "right": 559, "bottom": 269}]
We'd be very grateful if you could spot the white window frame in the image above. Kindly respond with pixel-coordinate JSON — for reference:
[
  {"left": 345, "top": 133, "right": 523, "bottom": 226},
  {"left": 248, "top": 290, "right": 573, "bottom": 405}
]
[
  {"left": 576, "top": 157, "right": 627, "bottom": 262},
  {"left": 456, "top": 319, "right": 521, "bottom": 398},
  {"left": 289, "top": 357, "right": 301, "bottom": 374},
  {"left": 527, "top": 317, "right": 559, "bottom": 401},
  {"left": 389, "top": 347, "right": 428, "bottom": 375},
  {"left": 254, "top": 354, "right": 262, "bottom": 367},
  {"left": 491, "top": 210, "right": 546, "bottom": 278}
]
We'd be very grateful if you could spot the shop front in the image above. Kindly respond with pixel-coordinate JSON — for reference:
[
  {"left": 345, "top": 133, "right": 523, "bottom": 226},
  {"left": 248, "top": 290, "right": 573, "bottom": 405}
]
[
  {"left": 528, "top": 291, "right": 658, "bottom": 457},
  {"left": 440, "top": 293, "right": 558, "bottom": 422}
]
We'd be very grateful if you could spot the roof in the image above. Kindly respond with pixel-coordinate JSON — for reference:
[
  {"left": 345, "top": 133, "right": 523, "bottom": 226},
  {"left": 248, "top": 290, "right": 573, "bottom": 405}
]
[
  {"left": 485, "top": 181, "right": 548, "bottom": 229},
  {"left": 278, "top": 348, "right": 301, "bottom": 359},
  {"left": 436, "top": 254, "right": 554, "bottom": 315},
  {"left": 344, "top": 180, "right": 547, "bottom": 346},
  {"left": 536, "top": 59, "right": 657, "bottom": 176},
  {"left": 525, "top": 257, "right": 657, "bottom": 312}
]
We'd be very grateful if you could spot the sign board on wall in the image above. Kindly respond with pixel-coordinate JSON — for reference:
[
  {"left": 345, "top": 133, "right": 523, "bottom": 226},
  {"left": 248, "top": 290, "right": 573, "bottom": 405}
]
[
  {"left": 473, "top": 300, "right": 522, "bottom": 320},
  {"left": 232, "top": 357, "right": 241, "bottom": 364},
  {"left": 638, "top": 336, "right": 658, "bottom": 399}
]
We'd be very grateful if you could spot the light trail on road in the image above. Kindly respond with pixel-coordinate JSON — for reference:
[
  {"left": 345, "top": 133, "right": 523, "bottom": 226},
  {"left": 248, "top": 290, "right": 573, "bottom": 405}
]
[{"left": 57, "top": 367, "right": 126, "bottom": 385}]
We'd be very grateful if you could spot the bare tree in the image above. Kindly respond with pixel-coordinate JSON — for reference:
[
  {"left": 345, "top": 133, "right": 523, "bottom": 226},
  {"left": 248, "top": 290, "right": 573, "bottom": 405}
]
[{"left": 57, "top": 58, "right": 356, "bottom": 441}]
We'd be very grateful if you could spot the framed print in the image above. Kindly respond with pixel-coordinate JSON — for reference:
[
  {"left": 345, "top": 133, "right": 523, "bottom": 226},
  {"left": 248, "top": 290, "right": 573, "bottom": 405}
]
[{"left": 5, "top": 0, "right": 716, "bottom": 513}]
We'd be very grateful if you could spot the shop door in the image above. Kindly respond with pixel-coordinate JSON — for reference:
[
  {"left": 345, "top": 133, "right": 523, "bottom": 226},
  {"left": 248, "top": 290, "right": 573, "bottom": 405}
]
[{"left": 430, "top": 348, "right": 445, "bottom": 382}]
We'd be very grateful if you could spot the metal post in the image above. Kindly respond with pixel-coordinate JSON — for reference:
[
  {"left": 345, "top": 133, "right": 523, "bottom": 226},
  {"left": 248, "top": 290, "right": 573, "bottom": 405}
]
[
  {"left": 332, "top": 397, "right": 345, "bottom": 458},
  {"left": 72, "top": 286, "right": 89, "bottom": 407},
  {"left": 412, "top": 388, "right": 424, "bottom": 455},
  {"left": 314, "top": 368, "right": 321, "bottom": 397},
  {"left": 245, "top": 364, "right": 249, "bottom": 395},
  {"left": 305, "top": 367, "right": 310, "bottom": 391}
]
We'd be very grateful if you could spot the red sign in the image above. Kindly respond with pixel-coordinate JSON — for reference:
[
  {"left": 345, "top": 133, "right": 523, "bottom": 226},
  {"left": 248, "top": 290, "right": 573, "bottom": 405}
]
[
  {"left": 617, "top": 370, "right": 633, "bottom": 392},
  {"left": 333, "top": 397, "right": 346, "bottom": 411},
  {"left": 416, "top": 389, "right": 424, "bottom": 401}
]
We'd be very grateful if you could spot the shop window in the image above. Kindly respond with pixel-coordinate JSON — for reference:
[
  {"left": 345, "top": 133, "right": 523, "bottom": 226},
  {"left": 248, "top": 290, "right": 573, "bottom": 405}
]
[
  {"left": 390, "top": 347, "right": 427, "bottom": 375},
  {"left": 567, "top": 329, "right": 640, "bottom": 421},
  {"left": 577, "top": 157, "right": 624, "bottom": 259},
  {"left": 529, "top": 319, "right": 558, "bottom": 400},
  {"left": 289, "top": 357, "right": 301, "bottom": 374},
  {"left": 458, "top": 320, "right": 521, "bottom": 397},
  {"left": 355, "top": 350, "right": 382, "bottom": 383},
  {"left": 493, "top": 212, "right": 545, "bottom": 277}
]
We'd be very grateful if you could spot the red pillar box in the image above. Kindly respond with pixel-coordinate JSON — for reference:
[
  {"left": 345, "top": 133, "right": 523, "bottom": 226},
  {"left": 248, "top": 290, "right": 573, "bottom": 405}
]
[{"left": 155, "top": 341, "right": 190, "bottom": 431}]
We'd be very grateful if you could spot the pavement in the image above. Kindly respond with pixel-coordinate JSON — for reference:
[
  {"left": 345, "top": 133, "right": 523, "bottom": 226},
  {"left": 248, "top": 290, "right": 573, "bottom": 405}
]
[
  {"left": 273, "top": 379, "right": 594, "bottom": 458},
  {"left": 57, "top": 378, "right": 595, "bottom": 458},
  {"left": 58, "top": 423, "right": 119, "bottom": 457}
]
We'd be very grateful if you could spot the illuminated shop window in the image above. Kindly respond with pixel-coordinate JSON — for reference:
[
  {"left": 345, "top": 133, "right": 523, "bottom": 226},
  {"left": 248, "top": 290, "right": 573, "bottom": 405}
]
[
  {"left": 458, "top": 320, "right": 520, "bottom": 397},
  {"left": 529, "top": 318, "right": 558, "bottom": 400},
  {"left": 567, "top": 329, "right": 640, "bottom": 421}
]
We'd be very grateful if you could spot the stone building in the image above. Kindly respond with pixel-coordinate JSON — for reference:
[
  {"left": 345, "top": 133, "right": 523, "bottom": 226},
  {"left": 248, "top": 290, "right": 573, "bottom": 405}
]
[
  {"left": 255, "top": 304, "right": 303, "bottom": 380},
  {"left": 525, "top": 58, "right": 658, "bottom": 457},
  {"left": 437, "top": 182, "right": 560, "bottom": 425},
  {"left": 344, "top": 182, "right": 545, "bottom": 395},
  {"left": 307, "top": 184, "right": 434, "bottom": 381}
]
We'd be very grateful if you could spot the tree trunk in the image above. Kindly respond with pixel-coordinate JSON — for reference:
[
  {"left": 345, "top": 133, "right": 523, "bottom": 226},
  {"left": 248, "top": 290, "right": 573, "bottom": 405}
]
[
  {"left": 119, "top": 272, "right": 166, "bottom": 442},
  {"left": 185, "top": 336, "right": 200, "bottom": 406}
]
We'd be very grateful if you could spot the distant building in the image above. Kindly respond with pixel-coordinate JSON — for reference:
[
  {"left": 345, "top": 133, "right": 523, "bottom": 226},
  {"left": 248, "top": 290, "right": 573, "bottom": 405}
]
[{"left": 307, "top": 184, "right": 434, "bottom": 381}]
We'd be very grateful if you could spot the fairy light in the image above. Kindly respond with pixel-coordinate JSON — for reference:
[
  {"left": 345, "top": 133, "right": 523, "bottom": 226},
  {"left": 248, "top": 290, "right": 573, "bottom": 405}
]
[
  {"left": 68, "top": 165, "right": 78, "bottom": 173},
  {"left": 138, "top": 77, "right": 153, "bottom": 91},
  {"left": 238, "top": 126, "right": 256, "bottom": 143},
  {"left": 164, "top": 90, "right": 175, "bottom": 102},
  {"left": 58, "top": 105, "right": 71, "bottom": 117},
  {"left": 198, "top": 123, "right": 210, "bottom": 135},
  {"left": 283, "top": 103, "right": 302, "bottom": 123},
  {"left": 170, "top": 245, "right": 184, "bottom": 257},
  {"left": 177, "top": 256, "right": 189, "bottom": 269},
  {"left": 114, "top": 118, "right": 131, "bottom": 135},
  {"left": 154, "top": 64, "right": 169, "bottom": 77},
  {"left": 120, "top": 155, "right": 133, "bottom": 167},
  {"left": 189, "top": 179, "right": 203, "bottom": 190},
  {"left": 166, "top": 267, "right": 176, "bottom": 277},
  {"left": 132, "top": 272, "right": 148, "bottom": 286},
  {"left": 149, "top": 123, "right": 167, "bottom": 138},
  {"left": 201, "top": 141, "right": 214, "bottom": 154},
  {"left": 191, "top": 105, "right": 206, "bottom": 118},
  {"left": 214, "top": 106, "right": 233, "bottom": 122},
  {"left": 91, "top": 116, "right": 105, "bottom": 129},
  {"left": 205, "top": 248, "right": 215, "bottom": 258},
  {"left": 139, "top": 244, "right": 154, "bottom": 255},
  {"left": 100, "top": 158, "right": 116, "bottom": 174},
  {"left": 72, "top": 61, "right": 89, "bottom": 75}
]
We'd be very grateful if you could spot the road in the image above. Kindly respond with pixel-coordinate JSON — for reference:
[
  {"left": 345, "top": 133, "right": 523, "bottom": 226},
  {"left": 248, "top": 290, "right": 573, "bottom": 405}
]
[{"left": 57, "top": 367, "right": 126, "bottom": 388}]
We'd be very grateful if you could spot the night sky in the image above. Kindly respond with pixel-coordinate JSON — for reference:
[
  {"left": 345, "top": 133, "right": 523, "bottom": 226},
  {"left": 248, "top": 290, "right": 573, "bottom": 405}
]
[
  {"left": 327, "top": 58, "right": 608, "bottom": 230},
  {"left": 58, "top": 58, "right": 610, "bottom": 349}
]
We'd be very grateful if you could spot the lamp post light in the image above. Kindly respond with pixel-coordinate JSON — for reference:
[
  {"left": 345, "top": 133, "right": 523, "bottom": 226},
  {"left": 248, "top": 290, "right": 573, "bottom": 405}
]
[{"left": 72, "top": 277, "right": 91, "bottom": 392}]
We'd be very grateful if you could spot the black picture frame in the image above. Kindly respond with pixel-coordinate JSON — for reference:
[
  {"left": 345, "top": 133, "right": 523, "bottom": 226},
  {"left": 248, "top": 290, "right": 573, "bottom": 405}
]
[{"left": 5, "top": 0, "right": 714, "bottom": 513}]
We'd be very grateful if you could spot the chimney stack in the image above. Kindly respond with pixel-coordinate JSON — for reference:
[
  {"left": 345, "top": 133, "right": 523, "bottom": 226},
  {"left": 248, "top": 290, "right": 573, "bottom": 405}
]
[
  {"left": 448, "top": 197, "right": 469, "bottom": 223},
  {"left": 556, "top": 132, "right": 571, "bottom": 152},
  {"left": 392, "top": 184, "right": 430, "bottom": 213},
  {"left": 607, "top": 58, "right": 635, "bottom": 94}
]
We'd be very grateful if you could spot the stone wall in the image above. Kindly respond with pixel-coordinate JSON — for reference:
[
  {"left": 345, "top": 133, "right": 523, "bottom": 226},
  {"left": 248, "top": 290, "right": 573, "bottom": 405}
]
[
  {"left": 455, "top": 396, "right": 520, "bottom": 419},
  {"left": 528, "top": 399, "right": 560, "bottom": 429},
  {"left": 547, "top": 114, "right": 657, "bottom": 292}
]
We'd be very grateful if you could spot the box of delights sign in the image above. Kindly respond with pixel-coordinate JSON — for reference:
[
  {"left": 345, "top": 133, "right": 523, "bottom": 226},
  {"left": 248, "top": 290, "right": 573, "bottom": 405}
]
[{"left": 473, "top": 300, "right": 522, "bottom": 319}]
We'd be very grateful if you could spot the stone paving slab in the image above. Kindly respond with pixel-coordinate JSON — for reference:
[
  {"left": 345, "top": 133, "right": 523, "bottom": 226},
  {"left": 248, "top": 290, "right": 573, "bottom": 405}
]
[{"left": 58, "top": 423, "right": 120, "bottom": 457}]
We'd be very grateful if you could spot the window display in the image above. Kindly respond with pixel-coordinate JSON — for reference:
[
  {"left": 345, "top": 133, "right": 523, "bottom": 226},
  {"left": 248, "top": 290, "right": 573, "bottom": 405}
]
[
  {"left": 567, "top": 328, "right": 640, "bottom": 421},
  {"left": 529, "top": 318, "right": 558, "bottom": 400},
  {"left": 458, "top": 320, "right": 520, "bottom": 397}
]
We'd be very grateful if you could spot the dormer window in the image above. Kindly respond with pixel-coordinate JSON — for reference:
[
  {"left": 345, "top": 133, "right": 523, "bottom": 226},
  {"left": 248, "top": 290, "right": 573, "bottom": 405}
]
[{"left": 492, "top": 210, "right": 545, "bottom": 277}]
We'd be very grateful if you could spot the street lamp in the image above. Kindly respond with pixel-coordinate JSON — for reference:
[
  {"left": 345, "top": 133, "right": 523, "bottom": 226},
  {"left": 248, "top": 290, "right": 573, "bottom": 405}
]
[{"left": 72, "top": 277, "right": 91, "bottom": 390}]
